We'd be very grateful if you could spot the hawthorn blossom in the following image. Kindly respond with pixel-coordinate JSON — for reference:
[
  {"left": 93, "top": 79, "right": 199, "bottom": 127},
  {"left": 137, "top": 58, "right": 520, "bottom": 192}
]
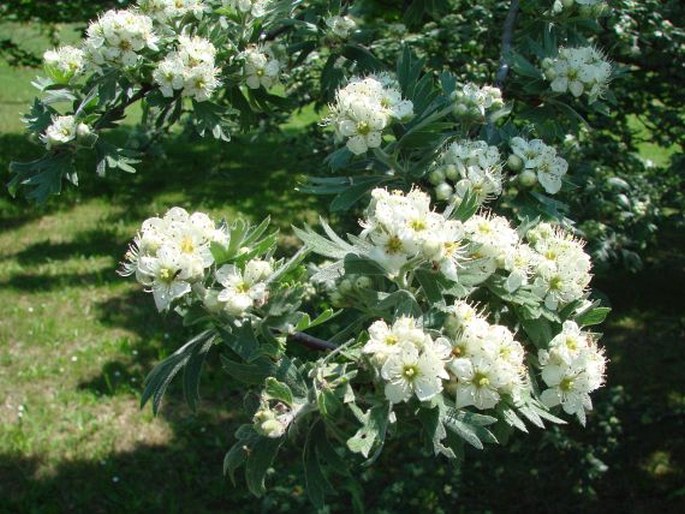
[
  {"left": 215, "top": 259, "right": 273, "bottom": 316},
  {"left": 41, "top": 115, "right": 78, "bottom": 149},
  {"left": 539, "top": 321, "right": 606, "bottom": 424},
  {"left": 138, "top": 0, "right": 208, "bottom": 21},
  {"left": 43, "top": 46, "right": 85, "bottom": 83},
  {"left": 242, "top": 47, "right": 282, "bottom": 90},
  {"left": 325, "top": 15, "right": 357, "bottom": 38},
  {"left": 84, "top": 9, "right": 158, "bottom": 69},
  {"left": 324, "top": 74, "right": 413, "bottom": 155},
  {"left": 542, "top": 46, "right": 612, "bottom": 102},
  {"left": 510, "top": 137, "right": 569, "bottom": 194},
  {"left": 451, "top": 83, "right": 503, "bottom": 120}
]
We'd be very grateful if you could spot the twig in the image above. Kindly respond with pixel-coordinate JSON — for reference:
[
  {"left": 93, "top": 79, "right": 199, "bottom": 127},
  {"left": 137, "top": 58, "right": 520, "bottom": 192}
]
[
  {"left": 495, "top": 0, "right": 520, "bottom": 88},
  {"left": 94, "top": 83, "right": 154, "bottom": 130},
  {"left": 287, "top": 331, "right": 338, "bottom": 351}
]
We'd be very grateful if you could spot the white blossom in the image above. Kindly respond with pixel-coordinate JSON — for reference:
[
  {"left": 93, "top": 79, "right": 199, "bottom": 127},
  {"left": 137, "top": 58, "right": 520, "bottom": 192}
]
[
  {"left": 43, "top": 46, "right": 85, "bottom": 83},
  {"left": 451, "top": 83, "right": 503, "bottom": 120},
  {"left": 223, "top": 0, "right": 271, "bottom": 17},
  {"left": 542, "top": 46, "right": 612, "bottom": 102},
  {"left": 242, "top": 47, "right": 282, "bottom": 90},
  {"left": 138, "top": 0, "right": 208, "bottom": 21},
  {"left": 215, "top": 259, "right": 273, "bottom": 316},
  {"left": 539, "top": 321, "right": 606, "bottom": 424},
  {"left": 325, "top": 15, "right": 357, "bottom": 38},
  {"left": 324, "top": 74, "right": 413, "bottom": 155},
  {"left": 42, "top": 115, "right": 78, "bottom": 149},
  {"left": 153, "top": 36, "right": 220, "bottom": 101},
  {"left": 510, "top": 137, "right": 569, "bottom": 194},
  {"left": 84, "top": 9, "right": 158, "bottom": 70}
]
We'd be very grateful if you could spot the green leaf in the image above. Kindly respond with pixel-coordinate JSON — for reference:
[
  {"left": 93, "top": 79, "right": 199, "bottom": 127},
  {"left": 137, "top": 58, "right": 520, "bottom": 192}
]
[
  {"left": 303, "top": 423, "right": 328, "bottom": 509},
  {"left": 575, "top": 306, "right": 611, "bottom": 327},
  {"left": 264, "top": 377, "right": 293, "bottom": 406},
  {"left": 95, "top": 142, "right": 140, "bottom": 176},
  {"left": 330, "top": 175, "right": 394, "bottom": 212},
  {"left": 347, "top": 402, "right": 391, "bottom": 460},
  {"left": 141, "top": 329, "right": 216, "bottom": 414},
  {"left": 218, "top": 322, "right": 260, "bottom": 362},
  {"left": 8, "top": 153, "right": 74, "bottom": 203},
  {"left": 415, "top": 269, "right": 444, "bottom": 304},
  {"left": 521, "top": 317, "right": 554, "bottom": 349},
  {"left": 192, "top": 100, "right": 233, "bottom": 141},
  {"left": 343, "top": 254, "right": 387, "bottom": 276},
  {"left": 182, "top": 332, "right": 215, "bottom": 411},
  {"left": 245, "top": 434, "right": 284, "bottom": 496}
]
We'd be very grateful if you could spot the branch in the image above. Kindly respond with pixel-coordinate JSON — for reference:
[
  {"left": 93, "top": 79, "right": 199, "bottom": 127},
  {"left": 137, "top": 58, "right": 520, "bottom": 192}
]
[
  {"left": 94, "top": 83, "right": 154, "bottom": 130},
  {"left": 495, "top": 0, "right": 520, "bottom": 88},
  {"left": 287, "top": 332, "right": 338, "bottom": 351}
]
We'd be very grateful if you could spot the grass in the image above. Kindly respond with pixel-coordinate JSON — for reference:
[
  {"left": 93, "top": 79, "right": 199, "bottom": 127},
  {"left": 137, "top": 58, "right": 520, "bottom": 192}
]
[{"left": 1, "top": 22, "right": 684, "bottom": 514}]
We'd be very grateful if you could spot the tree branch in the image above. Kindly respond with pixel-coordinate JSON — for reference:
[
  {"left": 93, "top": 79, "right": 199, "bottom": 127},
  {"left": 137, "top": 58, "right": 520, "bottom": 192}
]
[
  {"left": 287, "top": 332, "right": 338, "bottom": 351},
  {"left": 495, "top": 0, "right": 520, "bottom": 88}
]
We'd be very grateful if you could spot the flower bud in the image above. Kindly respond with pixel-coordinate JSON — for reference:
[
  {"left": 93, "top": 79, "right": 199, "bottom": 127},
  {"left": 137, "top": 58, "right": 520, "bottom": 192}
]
[
  {"left": 435, "top": 182, "right": 454, "bottom": 201},
  {"left": 444, "top": 164, "right": 459, "bottom": 181},
  {"left": 354, "top": 276, "right": 372, "bottom": 290},
  {"left": 76, "top": 123, "right": 98, "bottom": 147},
  {"left": 518, "top": 169, "right": 537, "bottom": 187},
  {"left": 562, "top": 0, "right": 575, "bottom": 9},
  {"left": 428, "top": 169, "right": 445, "bottom": 185},
  {"left": 259, "top": 419, "right": 285, "bottom": 438},
  {"left": 507, "top": 154, "right": 524, "bottom": 171},
  {"left": 338, "top": 278, "right": 353, "bottom": 294}
]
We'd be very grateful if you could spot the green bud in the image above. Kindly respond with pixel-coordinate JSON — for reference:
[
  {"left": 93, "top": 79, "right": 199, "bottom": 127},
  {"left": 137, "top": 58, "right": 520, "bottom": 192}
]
[
  {"left": 428, "top": 169, "right": 445, "bottom": 185},
  {"left": 507, "top": 154, "right": 524, "bottom": 171},
  {"left": 518, "top": 169, "right": 537, "bottom": 187},
  {"left": 444, "top": 164, "right": 459, "bottom": 181}
]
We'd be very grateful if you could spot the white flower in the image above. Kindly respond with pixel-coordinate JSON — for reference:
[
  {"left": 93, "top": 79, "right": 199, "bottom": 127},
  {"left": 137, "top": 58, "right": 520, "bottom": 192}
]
[
  {"left": 42, "top": 115, "right": 77, "bottom": 149},
  {"left": 539, "top": 322, "right": 606, "bottom": 424},
  {"left": 84, "top": 9, "right": 158, "bottom": 70},
  {"left": 43, "top": 46, "right": 85, "bottom": 83},
  {"left": 325, "top": 15, "right": 357, "bottom": 38},
  {"left": 223, "top": 0, "right": 271, "bottom": 17},
  {"left": 543, "top": 46, "right": 612, "bottom": 102},
  {"left": 138, "top": 245, "right": 193, "bottom": 311},
  {"left": 510, "top": 137, "right": 568, "bottom": 194},
  {"left": 153, "top": 36, "right": 220, "bottom": 101},
  {"left": 242, "top": 47, "right": 281, "bottom": 89},
  {"left": 215, "top": 259, "right": 273, "bottom": 316},
  {"left": 381, "top": 343, "right": 448, "bottom": 404},
  {"left": 443, "top": 311, "right": 526, "bottom": 410},
  {"left": 324, "top": 74, "right": 413, "bottom": 155},
  {"left": 527, "top": 224, "right": 592, "bottom": 311},
  {"left": 435, "top": 140, "right": 503, "bottom": 205},
  {"left": 363, "top": 317, "right": 431, "bottom": 365},
  {"left": 138, "top": 0, "right": 208, "bottom": 22}
]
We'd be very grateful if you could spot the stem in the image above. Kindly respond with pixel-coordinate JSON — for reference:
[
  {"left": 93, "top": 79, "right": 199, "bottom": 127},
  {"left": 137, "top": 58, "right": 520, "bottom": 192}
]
[
  {"left": 495, "top": 0, "right": 520, "bottom": 88},
  {"left": 287, "top": 332, "right": 338, "bottom": 351},
  {"left": 94, "top": 83, "right": 154, "bottom": 130}
]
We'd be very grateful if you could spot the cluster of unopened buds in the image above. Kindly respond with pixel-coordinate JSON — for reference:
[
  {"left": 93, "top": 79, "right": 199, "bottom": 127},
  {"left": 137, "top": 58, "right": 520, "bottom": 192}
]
[
  {"left": 428, "top": 140, "right": 503, "bottom": 205},
  {"left": 41, "top": 116, "right": 95, "bottom": 150},
  {"left": 451, "top": 83, "right": 504, "bottom": 121}
]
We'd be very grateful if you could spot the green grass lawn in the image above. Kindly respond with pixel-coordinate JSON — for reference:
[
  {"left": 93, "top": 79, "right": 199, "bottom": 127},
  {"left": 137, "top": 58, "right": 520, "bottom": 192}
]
[{"left": 1, "top": 22, "right": 684, "bottom": 514}]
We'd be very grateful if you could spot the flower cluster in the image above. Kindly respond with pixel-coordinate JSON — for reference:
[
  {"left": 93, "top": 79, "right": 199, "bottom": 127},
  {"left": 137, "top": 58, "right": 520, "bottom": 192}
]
[
  {"left": 552, "top": 0, "right": 607, "bottom": 16},
  {"left": 526, "top": 223, "right": 592, "bottom": 310},
  {"left": 43, "top": 46, "right": 85, "bottom": 83},
  {"left": 153, "top": 35, "right": 221, "bottom": 101},
  {"left": 325, "top": 15, "right": 357, "bottom": 38},
  {"left": 241, "top": 47, "right": 282, "bottom": 90},
  {"left": 451, "top": 83, "right": 504, "bottom": 120},
  {"left": 325, "top": 74, "right": 414, "bottom": 155},
  {"left": 443, "top": 302, "right": 526, "bottom": 410},
  {"left": 463, "top": 212, "right": 520, "bottom": 283},
  {"left": 509, "top": 137, "right": 569, "bottom": 194},
  {"left": 138, "top": 0, "right": 208, "bottom": 21},
  {"left": 121, "top": 207, "right": 282, "bottom": 317},
  {"left": 120, "top": 207, "right": 225, "bottom": 310},
  {"left": 542, "top": 46, "right": 612, "bottom": 102},
  {"left": 539, "top": 321, "right": 606, "bottom": 424},
  {"left": 84, "top": 9, "right": 159, "bottom": 69},
  {"left": 359, "top": 188, "right": 465, "bottom": 278},
  {"left": 224, "top": 0, "right": 271, "bottom": 18},
  {"left": 363, "top": 317, "right": 450, "bottom": 404},
  {"left": 429, "top": 140, "right": 503, "bottom": 205}
]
